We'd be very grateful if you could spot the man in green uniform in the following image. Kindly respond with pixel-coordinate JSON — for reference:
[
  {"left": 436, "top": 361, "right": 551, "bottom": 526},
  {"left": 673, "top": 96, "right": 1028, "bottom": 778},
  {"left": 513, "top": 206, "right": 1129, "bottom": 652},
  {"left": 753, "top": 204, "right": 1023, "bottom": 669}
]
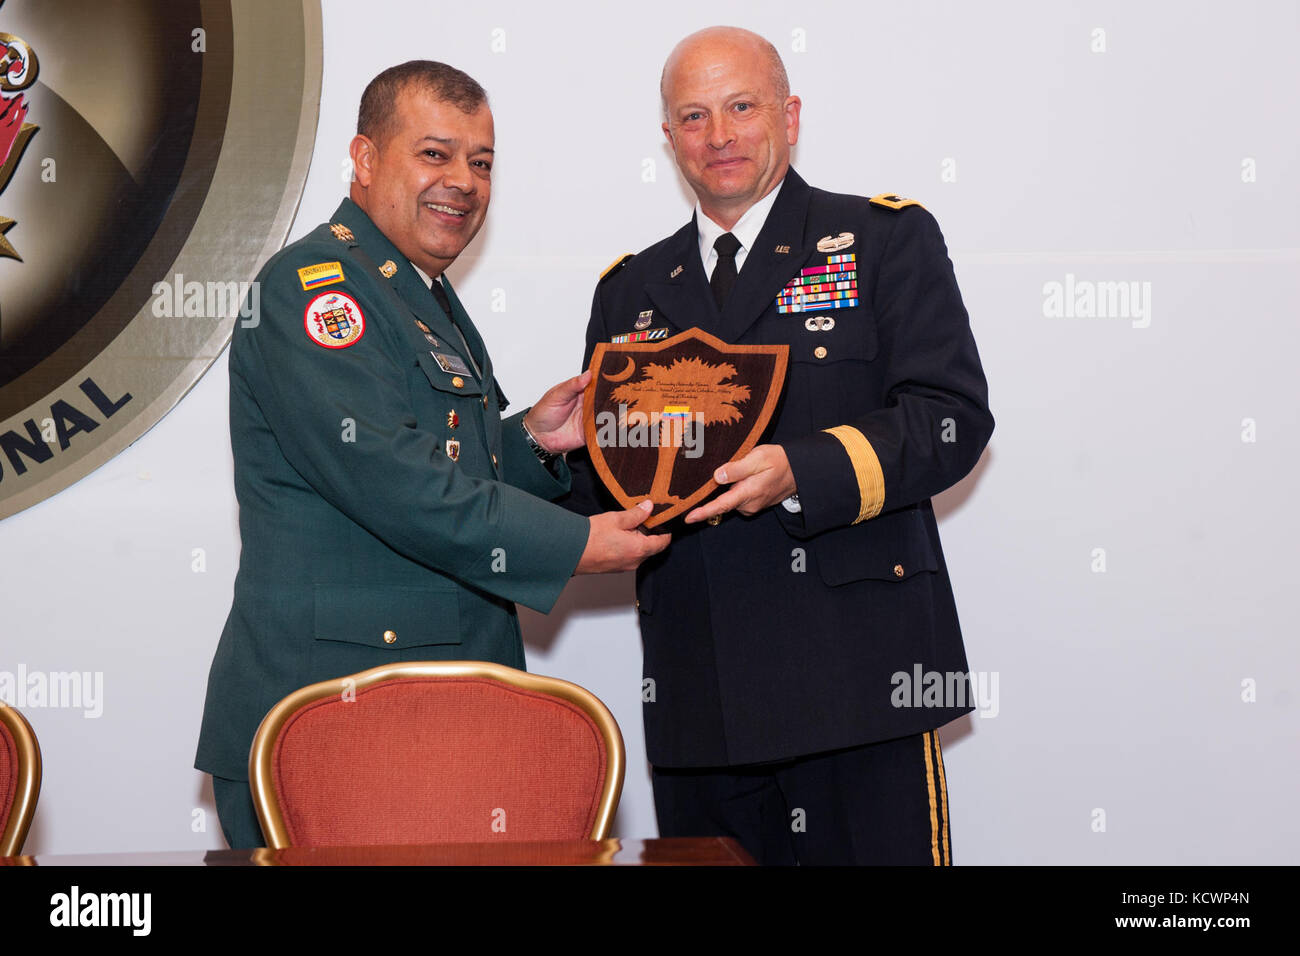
[{"left": 195, "top": 61, "right": 666, "bottom": 849}]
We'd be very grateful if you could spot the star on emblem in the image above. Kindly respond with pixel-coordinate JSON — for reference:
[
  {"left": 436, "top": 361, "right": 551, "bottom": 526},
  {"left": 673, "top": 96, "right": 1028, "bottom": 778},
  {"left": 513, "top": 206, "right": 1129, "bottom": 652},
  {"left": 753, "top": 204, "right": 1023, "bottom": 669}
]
[{"left": 0, "top": 216, "right": 19, "bottom": 260}]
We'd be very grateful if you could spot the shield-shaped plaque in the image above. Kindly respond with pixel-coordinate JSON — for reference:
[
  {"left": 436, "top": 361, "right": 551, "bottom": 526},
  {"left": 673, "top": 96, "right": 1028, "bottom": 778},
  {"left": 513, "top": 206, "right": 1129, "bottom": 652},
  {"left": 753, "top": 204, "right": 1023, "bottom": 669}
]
[{"left": 583, "top": 328, "right": 789, "bottom": 528}]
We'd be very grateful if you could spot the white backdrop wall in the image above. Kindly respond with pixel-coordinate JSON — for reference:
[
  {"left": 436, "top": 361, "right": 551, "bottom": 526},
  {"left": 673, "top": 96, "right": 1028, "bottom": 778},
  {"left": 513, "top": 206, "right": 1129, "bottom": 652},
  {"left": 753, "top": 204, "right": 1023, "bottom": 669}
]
[{"left": 2, "top": 0, "right": 1296, "bottom": 862}]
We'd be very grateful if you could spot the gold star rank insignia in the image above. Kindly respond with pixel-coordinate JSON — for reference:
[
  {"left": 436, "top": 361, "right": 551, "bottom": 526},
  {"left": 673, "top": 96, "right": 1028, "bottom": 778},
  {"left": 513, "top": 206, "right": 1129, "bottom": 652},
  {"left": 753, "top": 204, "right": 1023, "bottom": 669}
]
[{"left": 0, "top": 216, "right": 19, "bottom": 261}]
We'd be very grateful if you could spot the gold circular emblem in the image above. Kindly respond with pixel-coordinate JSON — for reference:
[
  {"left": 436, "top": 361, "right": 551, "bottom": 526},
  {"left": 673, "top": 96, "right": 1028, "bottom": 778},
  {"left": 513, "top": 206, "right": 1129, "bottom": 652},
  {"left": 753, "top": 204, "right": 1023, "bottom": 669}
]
[{"left": 0, "top": 4, "right": 322, "bottom": 518}]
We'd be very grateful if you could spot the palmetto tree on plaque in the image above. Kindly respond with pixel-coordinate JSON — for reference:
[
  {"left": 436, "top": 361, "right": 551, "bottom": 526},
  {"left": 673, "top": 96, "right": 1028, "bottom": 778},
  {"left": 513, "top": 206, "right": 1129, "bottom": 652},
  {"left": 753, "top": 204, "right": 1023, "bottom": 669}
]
[{"left": 610, "top": 356, "right": 750, "bottom": 504}]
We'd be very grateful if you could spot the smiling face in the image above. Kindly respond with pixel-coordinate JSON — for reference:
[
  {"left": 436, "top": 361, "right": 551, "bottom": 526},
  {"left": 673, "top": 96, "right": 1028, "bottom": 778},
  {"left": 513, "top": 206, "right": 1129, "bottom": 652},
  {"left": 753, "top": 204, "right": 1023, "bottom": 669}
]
[
  {"left": 661, "top": 29, "right": 800, "bottom": 230},
  {"left": 349, "top": 83, "right": 494, "bottom": 276}
]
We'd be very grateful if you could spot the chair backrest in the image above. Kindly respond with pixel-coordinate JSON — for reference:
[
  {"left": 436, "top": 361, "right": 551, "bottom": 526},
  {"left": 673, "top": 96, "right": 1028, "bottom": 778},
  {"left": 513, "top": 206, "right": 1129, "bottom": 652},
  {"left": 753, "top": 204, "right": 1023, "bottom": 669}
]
[
  {"left": 249, "top": 661, "right": 624, "bottom": 849},
  {"left": 0, "top": 704, "right": 41, "bottom": 856}
]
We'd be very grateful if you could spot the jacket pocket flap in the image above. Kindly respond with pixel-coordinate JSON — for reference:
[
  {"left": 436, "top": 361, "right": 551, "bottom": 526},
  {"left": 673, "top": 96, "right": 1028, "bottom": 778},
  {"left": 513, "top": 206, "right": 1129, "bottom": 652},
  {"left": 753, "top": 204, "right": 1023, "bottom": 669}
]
[
  {"left": 417, "top": 352, "right": 485, "bottom": 396},
  {"left": 787, "top": 310, "right": 878, "bottom": 363},
  {"left": 312, "top": 585, "right": 463, "bottom": 648},
  {"left": 814, "top": 507, "right": 938, "bottom": 586}
]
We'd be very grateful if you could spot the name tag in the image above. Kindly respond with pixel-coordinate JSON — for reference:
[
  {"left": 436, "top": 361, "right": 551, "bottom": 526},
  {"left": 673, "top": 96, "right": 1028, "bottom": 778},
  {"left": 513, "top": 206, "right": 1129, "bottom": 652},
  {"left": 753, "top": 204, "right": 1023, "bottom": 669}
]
[{"left": 432, "top": 352, "right": 472, "bottom": 376}]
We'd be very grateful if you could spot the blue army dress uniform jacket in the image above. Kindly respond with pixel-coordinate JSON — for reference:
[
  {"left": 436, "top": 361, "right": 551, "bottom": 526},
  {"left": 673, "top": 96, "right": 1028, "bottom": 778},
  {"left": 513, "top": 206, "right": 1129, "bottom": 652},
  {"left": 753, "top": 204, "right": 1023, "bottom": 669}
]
[
  {"left": 565, "top": 169, "right": 994, "bottom": 768},
  {"left": 196, "top": 198, "right": 591, "bottom": 782}
]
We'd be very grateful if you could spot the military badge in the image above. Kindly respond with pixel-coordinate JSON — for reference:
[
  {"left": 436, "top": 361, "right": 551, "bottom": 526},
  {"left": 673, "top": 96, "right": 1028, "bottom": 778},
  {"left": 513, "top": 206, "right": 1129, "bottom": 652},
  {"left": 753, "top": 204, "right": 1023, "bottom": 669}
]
[
  {"left": 432, "top": 352, "right": 471, "bottom": 376},
  {"left": 445, "top": 438, "right": 460, "bottom": 461},
  {"left": 329, "top": 223, "right": 354, "bottom": 241},
  {"left": 611, "top": 328, "right": 669, "bottom": 344},
  {"left": 296, "top": 261, "right": 345, "bottom": 291},
  {"left": 379, "top": 259, "right": 398, "bottom": 278},
  {"left": 304, "top": 291, "right": 365, "bottom": 349},
  {"left": 776, "top": 254, "right": 858, "bottom": 315},
  {"left": 634, "top": 310, "right": 653, "bottom": 330},
  {"left": 816, "top": 232, "right": 855, "bottom": 253}
]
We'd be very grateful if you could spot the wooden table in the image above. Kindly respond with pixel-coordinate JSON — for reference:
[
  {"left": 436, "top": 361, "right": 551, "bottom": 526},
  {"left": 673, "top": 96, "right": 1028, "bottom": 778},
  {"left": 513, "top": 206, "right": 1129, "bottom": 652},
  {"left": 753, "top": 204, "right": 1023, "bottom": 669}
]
[{"left": 4, "top": 837, "right": 754, "bottom": 866}]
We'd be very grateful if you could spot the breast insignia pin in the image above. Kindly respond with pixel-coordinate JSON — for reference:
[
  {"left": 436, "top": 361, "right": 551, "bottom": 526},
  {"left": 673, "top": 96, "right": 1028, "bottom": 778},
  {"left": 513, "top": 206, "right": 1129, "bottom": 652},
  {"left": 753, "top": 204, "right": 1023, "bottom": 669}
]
[{"left": 816, "top": 232, "right": 854, "bottom": 253}]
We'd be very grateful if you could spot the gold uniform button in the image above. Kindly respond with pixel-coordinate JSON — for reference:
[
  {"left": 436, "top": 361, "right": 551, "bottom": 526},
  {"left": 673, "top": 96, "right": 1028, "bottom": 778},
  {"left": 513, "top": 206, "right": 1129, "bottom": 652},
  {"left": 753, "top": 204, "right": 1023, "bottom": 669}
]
[
  {"left": 814, "top": 346, "right": 828, "bottom": 360},
  {"left": 491, "top": 453, "right": 498, "bottom": 467},
  {"left": 483, "top": 395, "right": 489, "bottom": 408},
  {"left": 634, "top": 599, "right": 641, "bottom": 610},
  {"left": 893, "top": 564, "right": 904, "bottom": 578},
  {"left": 707, "top": 515, "right": 721, "bottom": 526},
  {"left": 382, "top": 630, "right": 397, "bottom": 644},
  {"left": 451, "top": 376, "right": 465, "bottom": 389}
]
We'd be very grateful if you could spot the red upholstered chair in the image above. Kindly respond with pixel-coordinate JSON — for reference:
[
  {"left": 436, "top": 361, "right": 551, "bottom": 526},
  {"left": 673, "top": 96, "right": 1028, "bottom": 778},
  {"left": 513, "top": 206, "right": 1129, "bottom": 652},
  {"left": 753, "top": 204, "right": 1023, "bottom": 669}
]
[
  {"left": 249, "top": 661, "right": 625, "bottom": 849},
  {"left": 0, "top": 704, "right": 41, "bottom": 856}
]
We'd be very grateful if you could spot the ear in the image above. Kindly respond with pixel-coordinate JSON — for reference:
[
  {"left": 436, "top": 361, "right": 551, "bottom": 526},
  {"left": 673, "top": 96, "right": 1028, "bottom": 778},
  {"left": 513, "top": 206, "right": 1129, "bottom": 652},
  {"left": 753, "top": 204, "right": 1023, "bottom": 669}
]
[
  {"left": 661, "top": 120, "right": 675, "bottom": 152},
  {"left": 349, "top": 134, "right": 376, "bottom": 188},
  {"left": 783, "top": 96, "right": 802, "bottom": 146}
]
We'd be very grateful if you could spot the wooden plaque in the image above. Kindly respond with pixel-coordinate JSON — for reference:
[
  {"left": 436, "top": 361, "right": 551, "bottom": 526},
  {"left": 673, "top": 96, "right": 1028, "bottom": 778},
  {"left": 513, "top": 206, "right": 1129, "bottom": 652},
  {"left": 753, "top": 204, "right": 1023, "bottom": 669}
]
[{"left": 583, "top": 328, "right": 789, "bottom": 528}]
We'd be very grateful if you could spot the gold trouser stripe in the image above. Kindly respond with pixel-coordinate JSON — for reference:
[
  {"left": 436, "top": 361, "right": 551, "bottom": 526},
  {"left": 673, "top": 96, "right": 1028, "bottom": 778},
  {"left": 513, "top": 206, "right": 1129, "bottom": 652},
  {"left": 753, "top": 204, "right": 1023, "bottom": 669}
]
[
  {"left": 933, "top": 732, "right": 951, "bottom": 865},
  {"left": 922, "top": 731, "right": 941, "bottom": 866},
  {"left": 823, "top": 426, "right": 885, "bottom": 523}
]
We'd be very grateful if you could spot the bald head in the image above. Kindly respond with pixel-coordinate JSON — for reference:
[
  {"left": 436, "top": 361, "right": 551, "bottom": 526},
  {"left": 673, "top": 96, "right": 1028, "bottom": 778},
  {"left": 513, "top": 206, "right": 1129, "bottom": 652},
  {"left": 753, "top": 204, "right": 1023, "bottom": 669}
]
[
  {"left": 660, "top": 26, "right": 789, "bottom": 118},
  {"left": 657, "top": 25, "right": 801, "bottom": 229}
]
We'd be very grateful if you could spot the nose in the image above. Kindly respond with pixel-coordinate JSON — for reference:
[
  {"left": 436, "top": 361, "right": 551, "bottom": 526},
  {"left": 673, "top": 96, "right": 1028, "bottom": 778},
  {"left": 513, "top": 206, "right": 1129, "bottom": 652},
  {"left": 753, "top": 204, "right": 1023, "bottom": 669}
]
[
  {"left": 706, "top": 114, "right": 735, "bottom": 150},
  {"left": 441, "top": 153, "right": 474, "bottom": 193}
]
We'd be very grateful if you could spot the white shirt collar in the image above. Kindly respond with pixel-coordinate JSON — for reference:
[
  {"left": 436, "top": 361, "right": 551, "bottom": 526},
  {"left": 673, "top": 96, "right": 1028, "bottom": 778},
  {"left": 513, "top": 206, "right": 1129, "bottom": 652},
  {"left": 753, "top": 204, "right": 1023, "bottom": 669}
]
[
  {"left": 695, "top": 177, "right": 786, "bottom": 277},
  {"left": 410, "top": 262, "right": 436, "bottom": 289}
]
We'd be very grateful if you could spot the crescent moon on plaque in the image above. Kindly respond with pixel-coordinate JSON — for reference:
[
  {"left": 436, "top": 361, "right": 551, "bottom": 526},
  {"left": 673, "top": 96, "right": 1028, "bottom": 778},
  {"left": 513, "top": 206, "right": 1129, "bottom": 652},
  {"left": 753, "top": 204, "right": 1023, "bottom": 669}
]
[{"left": 603, "top": 355, "right": 636, "bottom": 382}]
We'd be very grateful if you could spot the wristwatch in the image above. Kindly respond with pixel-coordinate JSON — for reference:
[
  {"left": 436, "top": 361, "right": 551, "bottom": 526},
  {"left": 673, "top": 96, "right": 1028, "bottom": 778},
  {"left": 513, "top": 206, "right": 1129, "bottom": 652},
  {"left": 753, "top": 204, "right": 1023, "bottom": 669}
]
[{"left": 521, "top": 414, "right": 557, "bottom": 462}]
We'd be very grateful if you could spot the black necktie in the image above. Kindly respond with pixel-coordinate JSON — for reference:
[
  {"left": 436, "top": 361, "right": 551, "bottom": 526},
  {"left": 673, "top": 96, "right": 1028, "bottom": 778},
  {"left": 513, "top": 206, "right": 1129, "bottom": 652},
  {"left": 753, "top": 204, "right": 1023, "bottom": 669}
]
[
  {"left": 711, "top": 232, "right": 742, "bottom": 310},
  {"left": 430, "top": 276, "right": 453, "bottom": 317},
  {"left": 430, "top": 276, "right": 482, "bottom": 378}
]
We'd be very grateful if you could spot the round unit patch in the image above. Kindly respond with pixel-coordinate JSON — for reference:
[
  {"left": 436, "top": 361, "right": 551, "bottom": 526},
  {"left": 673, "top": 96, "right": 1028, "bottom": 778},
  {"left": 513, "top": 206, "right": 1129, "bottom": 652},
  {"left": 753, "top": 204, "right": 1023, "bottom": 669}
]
[{"left": 304, "top": 291, "right": 365, "bottom": 349}]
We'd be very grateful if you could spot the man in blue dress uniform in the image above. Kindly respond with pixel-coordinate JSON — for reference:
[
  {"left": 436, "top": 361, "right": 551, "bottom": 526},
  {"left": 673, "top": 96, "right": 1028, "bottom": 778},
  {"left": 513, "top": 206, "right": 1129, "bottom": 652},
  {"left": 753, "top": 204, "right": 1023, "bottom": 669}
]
[{"left": 566, "top": 28, "right": 994, "bottom": 864}]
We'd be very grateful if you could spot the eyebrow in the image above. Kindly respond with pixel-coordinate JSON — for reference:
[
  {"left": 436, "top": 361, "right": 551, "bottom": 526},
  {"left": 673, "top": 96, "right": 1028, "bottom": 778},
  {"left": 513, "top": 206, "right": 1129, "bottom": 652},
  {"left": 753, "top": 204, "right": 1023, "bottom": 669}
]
[
  {"left": 674, "top": 91, "right": 762, "bottom": 112},
  {"left": 417, "top": 135, "right": 494, "bottom": 154}
]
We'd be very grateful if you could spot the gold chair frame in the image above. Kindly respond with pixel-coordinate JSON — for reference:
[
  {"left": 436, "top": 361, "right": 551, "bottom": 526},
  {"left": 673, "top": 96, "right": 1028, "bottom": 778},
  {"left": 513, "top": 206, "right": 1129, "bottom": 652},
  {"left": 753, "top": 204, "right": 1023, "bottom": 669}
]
[
  {"left": 249, "top": 661, "right": 625, "bottom": 849},
  {"left": 0, "top": 704, "right": 42, "bottom": 856}
]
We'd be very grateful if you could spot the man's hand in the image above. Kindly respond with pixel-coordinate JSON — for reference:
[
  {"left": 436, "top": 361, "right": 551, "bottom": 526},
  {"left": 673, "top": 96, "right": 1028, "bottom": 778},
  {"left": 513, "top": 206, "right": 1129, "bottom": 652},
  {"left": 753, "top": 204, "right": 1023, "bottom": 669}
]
[
  {"left": 576, "top": 500, "right": 671, "bottom": 573},
  {"left": 524, "top": 369, "right": 592, "bottom": 454},
  {"left": 684, "top": 444, "right": 796, "bottom": 524}
]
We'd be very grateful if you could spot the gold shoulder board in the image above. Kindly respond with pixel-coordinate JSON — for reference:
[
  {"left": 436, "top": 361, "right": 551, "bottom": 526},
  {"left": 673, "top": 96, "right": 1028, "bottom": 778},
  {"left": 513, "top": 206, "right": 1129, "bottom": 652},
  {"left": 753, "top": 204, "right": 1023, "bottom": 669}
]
[
  {"left": 599, "top": 253, "right": 635, "bottom": 283},
  {"left": 869, "top": 193, "right": 925, "bottom": 211}
]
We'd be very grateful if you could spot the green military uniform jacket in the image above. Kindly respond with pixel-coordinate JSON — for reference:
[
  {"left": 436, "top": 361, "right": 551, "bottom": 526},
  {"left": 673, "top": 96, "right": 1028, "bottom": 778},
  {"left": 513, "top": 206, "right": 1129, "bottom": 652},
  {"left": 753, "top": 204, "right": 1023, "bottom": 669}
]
[{"left": 195, "top": 198, "right": 590, "bottom": 781}]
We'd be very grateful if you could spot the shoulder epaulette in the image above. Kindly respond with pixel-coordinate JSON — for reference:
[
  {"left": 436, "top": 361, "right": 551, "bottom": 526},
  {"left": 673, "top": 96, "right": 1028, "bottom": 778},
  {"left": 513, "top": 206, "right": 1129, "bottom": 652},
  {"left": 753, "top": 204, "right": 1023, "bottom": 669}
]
[
  {"left": 599, "top": 253, "right": 634, "bottom": 284},
  {"left": 869, "top": 193, "right": 925, "bottom": 211}
]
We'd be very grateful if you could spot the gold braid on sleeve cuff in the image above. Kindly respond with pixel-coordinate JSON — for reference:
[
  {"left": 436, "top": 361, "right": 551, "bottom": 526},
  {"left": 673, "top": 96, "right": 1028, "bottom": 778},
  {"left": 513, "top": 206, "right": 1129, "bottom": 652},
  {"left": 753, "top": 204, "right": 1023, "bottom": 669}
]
[{"left": 823, "top": 425, "right": 885, "bottom": 523}]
